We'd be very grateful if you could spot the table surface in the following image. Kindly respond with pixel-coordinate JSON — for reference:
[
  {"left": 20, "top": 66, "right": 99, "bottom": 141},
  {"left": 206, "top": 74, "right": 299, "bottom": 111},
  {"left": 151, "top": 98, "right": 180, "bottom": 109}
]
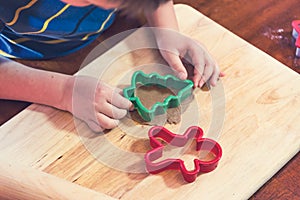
[{"left": 0, "top": 1, "right": 300, "bottom": 199}]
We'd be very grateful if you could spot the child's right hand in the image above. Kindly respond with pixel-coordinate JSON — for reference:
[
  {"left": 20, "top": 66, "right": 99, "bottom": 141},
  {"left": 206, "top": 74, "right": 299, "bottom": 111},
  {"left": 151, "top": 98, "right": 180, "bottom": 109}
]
[{"left": 65, "top": 76, "right": 133, "bottom": 132}]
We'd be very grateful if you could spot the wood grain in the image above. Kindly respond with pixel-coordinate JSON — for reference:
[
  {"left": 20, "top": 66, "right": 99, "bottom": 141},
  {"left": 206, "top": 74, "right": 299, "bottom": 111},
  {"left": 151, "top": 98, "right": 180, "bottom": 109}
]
[
  {"left": 175, "top": 0, "right": 300, "bottom": 73},
  {"left": 173, "top": 1, "right": 300, "bottom": 199},
  {"left": 1, "top": 1, "right": 300, "bottom": 199},
  {"left": 0, "top": 160, "right": 116, "bottom": 200},
  {"left": 1, "top": 4, "right": 300, "bottom": 199}
]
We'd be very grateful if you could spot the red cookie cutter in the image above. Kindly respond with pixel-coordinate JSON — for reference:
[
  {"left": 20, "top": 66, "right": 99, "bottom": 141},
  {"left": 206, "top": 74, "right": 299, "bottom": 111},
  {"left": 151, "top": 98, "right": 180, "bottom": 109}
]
[
  {"left": 144, "top": 126, "right": 222, "bottom": 183},
  {"left": 292, "top": 20, "right": 300, "bottom": 57}
]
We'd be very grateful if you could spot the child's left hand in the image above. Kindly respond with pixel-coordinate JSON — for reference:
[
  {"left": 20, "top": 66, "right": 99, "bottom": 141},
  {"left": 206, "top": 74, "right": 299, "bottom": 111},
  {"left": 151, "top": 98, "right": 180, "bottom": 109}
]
[{"left": 154, "top": 30, "right": 224, "bottom": 88}]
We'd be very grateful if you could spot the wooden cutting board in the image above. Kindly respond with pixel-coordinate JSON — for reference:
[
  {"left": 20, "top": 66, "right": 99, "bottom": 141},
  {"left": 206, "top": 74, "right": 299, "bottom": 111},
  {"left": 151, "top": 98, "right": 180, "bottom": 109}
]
[{"left": 1, "top": 4, "right": 300, "bottom": 200}]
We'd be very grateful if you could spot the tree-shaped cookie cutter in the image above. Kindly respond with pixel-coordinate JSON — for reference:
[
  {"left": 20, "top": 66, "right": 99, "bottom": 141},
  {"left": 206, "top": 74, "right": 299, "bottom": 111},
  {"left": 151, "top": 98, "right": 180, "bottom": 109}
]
[
  {"left": 144, "top": 126, "right": 222, "bottom": 183},
  {"left": 123, "top": 71, "right": 194, "bottom": 121}
]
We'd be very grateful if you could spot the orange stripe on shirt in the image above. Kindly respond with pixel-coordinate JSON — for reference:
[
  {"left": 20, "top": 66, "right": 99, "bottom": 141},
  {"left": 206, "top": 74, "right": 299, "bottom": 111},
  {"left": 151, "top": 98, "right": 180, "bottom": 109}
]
[
  {"left": 14, "top": 37, "right": 67, "bottom": 44},
  {"left": 6, "top": 0, "right": 38, "bottom": 26}
]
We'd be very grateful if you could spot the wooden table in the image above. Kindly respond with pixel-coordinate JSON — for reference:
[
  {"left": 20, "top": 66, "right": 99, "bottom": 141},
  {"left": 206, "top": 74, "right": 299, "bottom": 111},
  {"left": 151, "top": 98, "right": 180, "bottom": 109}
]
[
  {"left": 1, "top": 2, "right": 300, "bottom": 200},
  {"left": 184, "top": 1, "right": 300, "bottom": 199}
]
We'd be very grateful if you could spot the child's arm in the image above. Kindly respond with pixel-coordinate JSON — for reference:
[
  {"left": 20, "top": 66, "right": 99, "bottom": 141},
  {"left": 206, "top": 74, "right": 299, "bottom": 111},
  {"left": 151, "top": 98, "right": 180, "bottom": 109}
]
[
  {"left": 0, "top": 56, "right": 132, "bottom": 131},
  {"left": 0, "top": 56, "right": 71, "bottom": 111},
  {"left": 145, "top": 1, "right": 224, "bottom": 87}
]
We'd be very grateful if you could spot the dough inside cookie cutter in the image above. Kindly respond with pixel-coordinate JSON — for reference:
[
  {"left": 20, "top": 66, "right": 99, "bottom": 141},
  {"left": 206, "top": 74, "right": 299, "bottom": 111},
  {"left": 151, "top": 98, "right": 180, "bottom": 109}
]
[{"left": 123, "top": 71, "right": 194, "bottom": 121}]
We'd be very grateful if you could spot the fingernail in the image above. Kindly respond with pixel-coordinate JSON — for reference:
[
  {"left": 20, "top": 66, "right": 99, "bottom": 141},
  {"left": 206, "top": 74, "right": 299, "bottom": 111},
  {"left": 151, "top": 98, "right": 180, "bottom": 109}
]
[
  {"left": 129, "top": 104, "right": 134, "bottom": 111},
  {"left": 193, "top": 81, "right": 197, "bottom": 88},
  {"left": 210, "top": 80, "right": 216, "bottom": 87},
  {"left": 178, "top": 72, "right": 186, "bottom": 80},
  {"left": 199, "top": 80, "right": 204, "bottom": 88}
]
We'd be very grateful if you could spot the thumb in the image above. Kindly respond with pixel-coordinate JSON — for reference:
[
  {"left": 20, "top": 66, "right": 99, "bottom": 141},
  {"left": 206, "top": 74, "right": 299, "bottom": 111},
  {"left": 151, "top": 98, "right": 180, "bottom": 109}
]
[{"left": 161, "top": 51, "right": 187, "bottom": 80}]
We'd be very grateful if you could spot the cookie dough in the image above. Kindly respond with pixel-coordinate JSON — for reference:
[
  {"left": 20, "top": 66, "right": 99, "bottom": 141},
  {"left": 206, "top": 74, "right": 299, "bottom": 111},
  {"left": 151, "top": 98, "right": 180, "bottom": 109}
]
[{"left": 130, "top": 84, "right": 183, "bottom": 125}]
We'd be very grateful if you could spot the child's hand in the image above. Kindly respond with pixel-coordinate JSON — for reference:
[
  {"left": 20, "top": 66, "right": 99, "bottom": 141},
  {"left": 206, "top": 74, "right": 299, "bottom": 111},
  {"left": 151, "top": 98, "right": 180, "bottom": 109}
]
[
  {"left": 66, "top": 76, "right": 132, "bottom": 132},
  {"left": 155, "top": 30, "right": 224, "bottom": 88}
]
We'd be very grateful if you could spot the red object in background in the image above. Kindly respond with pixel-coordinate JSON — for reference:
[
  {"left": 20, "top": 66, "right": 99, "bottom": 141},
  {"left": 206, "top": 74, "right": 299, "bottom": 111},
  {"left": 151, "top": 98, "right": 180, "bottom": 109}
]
[
  {"left": 144, "top": 126, "right": 222, "bottom": 183},
  {"left": 292, "top": 20, "right": 300, "bottom": 57}
]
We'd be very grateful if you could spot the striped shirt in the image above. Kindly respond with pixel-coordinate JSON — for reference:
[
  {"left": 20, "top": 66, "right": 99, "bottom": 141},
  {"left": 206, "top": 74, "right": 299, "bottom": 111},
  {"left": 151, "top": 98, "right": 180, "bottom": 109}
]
[{"left": 0, "top": 0, "right": 116, "bottom": 59}]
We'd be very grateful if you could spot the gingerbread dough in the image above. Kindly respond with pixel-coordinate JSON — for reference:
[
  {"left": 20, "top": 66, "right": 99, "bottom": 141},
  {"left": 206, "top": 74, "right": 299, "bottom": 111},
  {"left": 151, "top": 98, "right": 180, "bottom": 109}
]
[{"left": 129, "top": 84, "right": 188, "bottom": 125}]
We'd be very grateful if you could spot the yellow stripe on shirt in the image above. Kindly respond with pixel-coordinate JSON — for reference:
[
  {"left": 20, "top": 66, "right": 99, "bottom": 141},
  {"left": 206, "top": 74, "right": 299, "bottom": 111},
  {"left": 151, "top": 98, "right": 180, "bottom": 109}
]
[
  {"left": 81, "top": 8, "right": 117, "bottom": 41},
  {"left": 0, "top": 50, "right": 17, "bottom": 58},
  {"left": 4, "top": 37, "right": 18, "bottom": 45},
  {"left": 20, "top": 4, "right": 71, "bottom": 35},
  {"left": 6, "top": 0, "right": 38, "bottom": 26}
]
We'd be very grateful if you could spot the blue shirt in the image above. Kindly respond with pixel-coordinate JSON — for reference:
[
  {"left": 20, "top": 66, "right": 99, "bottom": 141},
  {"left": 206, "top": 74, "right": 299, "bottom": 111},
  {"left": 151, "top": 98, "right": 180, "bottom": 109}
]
[{"left": 0, "top": 0, "right": 116, "bottom": 59}]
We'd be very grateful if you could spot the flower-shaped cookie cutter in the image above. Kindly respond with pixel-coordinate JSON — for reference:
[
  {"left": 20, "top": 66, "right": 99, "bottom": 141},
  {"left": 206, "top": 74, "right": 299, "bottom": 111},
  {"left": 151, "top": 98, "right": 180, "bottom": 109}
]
[
  {"left": 123, "top": 71, "right": 194, "bottom": 121},
  {"left": 144, "top": 126, "right": 222, "bottom": 183},
  {"left": 292, "top": 20, "right": 300, "bottom": 57}
]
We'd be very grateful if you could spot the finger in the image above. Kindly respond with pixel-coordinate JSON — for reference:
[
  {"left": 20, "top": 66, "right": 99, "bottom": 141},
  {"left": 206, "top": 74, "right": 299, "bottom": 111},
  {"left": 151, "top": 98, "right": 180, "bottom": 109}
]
[
  {"left": 96, "top": 112, "right": 119, "bottom": 130},
  {"left": 209, "top": 67, "right": 220, "bottom": 87},
  {"left": 189, "top": 57, "right": 205, "bottom": 87},
  {"left": 188, "top": 47, "right": 206, "bottom": 87},
  {"left": 111, "top": 90, "right": 132, "bottom": 109},
  {"left": 96, "top": 86, "right": 133, "bottom": 110},
  {"left": 116, "top": 88, "right": 134, "bottom": 111},
  {"left": 87, "top": 120, "right": 105, "bottom": 133},
  {"left": 199, "top": 51, "right": 217, "bottom": 87},
  {"left": 208, "top": 70, "right": 225, "bottom": 87},
  {"left": 199, "top": 64, "right": 214, "bottom": 88},
  {"left": 192, "top": 65, "right": 202, "bottom": 88},
  {"left": 95, "top": 102, "right": 127, "bottom": 119},
  {"left": 192, "top": 60, "right": 205, "bottom": 88},
  {"left": 220, "top": 71, "right": 226, "bottom": 77},
  {"left": 161, "top": 51, "right": 187, "bottom": 80}
]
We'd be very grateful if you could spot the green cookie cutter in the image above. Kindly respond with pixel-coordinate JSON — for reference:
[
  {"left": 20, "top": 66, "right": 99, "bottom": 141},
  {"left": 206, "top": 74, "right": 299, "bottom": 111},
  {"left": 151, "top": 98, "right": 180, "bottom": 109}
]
[{"left": 123, "top": 71, "right": 194, "bottom": 121}]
